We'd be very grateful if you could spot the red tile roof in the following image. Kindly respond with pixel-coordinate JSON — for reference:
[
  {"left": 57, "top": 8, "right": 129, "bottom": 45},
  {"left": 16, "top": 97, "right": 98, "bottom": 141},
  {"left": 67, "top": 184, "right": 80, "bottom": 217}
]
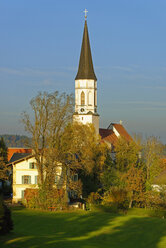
[
  {"left": 99, "top": 128, "right": 118, "bottom": 146},
  {"left": 112, "top": 123, "right": 132, "bottom": 142},
  {"left": 8, "top": 148, "right": 32, "bottom": 162},
  {"left": 99, "top": 123, "right": 132, "bottom": 147}
]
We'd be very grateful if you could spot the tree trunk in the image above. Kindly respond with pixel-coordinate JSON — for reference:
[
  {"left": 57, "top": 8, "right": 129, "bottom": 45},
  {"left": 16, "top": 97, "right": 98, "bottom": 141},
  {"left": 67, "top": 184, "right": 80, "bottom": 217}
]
[{"left": 129, "top": 199, "right": 132, "bottom": 208}]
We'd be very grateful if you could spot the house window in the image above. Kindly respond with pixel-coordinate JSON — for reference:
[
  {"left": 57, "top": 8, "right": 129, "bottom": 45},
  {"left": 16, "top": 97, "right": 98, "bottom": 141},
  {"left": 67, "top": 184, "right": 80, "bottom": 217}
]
[
  {"left": 72, "top": 174, "right": 78, "bottom": 182},
  {"left": 29, "top": 162, "right": 37, "bottom": 169},
  {"left": 81, "top": 91, "right": 85, "bottom": 105},
  {"left": 74, "top": 174, "right": 78, "bottom": 181},
  {"left": 21, "top": 190, "right": 25, "bottom": 199},
  {"left": 35, "top": 176, "right": 38, "bottom": 184},
  {"left": 22, "top": 175, "right": 31, "bottom": 184}
]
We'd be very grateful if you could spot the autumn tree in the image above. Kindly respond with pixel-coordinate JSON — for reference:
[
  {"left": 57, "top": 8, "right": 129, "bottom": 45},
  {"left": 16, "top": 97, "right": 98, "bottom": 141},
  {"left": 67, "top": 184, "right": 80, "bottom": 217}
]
[
  {"left": 53, "top": 122, "right": 107, "bottom": 196},
  {"left": 143, "top": 136, "right": 164, "bottom": 190},
  {"left": 122, "top": 166, "right": 146, "bottom": 208},
  {"left": 22, "top": 91, "right": 74, "bottom": 185},
  {"left": 103, "top": 136, "right": 145, "bottom": 208},
  {"left": 22, "top": 92, "right": 107, "bottom": 204},
  {"left": 110, "top": 135, "right": 164, "bottom": 208},
  {"left": 114, "top": 136, "right": 142, "bottom": 172}
]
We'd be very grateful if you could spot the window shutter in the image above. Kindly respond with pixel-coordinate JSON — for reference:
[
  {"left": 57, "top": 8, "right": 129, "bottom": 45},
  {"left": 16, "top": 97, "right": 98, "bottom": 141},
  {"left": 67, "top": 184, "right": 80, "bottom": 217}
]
[
  {"left": 28, "top": 176, "right": 31, "bottom": 184},
  {"left": 35, "top": 176, "right": 38, "bottom": 184},
  {"left": 22, "top": 176, "right": 24, "bottom": 184},
  {"left": 21, "top": 190, "right": 24, "bottom": 198}
]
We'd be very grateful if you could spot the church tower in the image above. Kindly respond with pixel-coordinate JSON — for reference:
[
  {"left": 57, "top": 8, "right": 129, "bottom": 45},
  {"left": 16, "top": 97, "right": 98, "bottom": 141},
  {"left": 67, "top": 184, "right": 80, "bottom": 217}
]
[{"left": 73, "top": 11, "right": 99, "bottom": 134}]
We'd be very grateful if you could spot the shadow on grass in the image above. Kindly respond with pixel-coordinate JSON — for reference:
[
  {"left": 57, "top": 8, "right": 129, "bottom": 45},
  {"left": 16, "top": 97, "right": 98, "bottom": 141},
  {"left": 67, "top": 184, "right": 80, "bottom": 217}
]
[{"left": 1, "top": 208, "right": 166, "bottom": 248}]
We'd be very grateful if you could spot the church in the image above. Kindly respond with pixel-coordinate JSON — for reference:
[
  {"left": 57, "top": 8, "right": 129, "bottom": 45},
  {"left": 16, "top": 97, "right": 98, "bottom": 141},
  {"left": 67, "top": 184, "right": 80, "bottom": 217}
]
[
  {"left": 73, "top": 12, "right": 131, "bottom": 147},
  {"left": 8, "top": 13, "right": 131, "bottom": 203}
]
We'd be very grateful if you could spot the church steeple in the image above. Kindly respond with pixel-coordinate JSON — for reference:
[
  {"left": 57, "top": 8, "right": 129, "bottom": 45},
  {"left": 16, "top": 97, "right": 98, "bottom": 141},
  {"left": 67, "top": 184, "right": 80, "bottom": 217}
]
[
  {"left": 73, "top": 11, "right": 99, "bottom": 134},
  {"left": 75, "top": 20, "right": 97, "bottom": 81}
]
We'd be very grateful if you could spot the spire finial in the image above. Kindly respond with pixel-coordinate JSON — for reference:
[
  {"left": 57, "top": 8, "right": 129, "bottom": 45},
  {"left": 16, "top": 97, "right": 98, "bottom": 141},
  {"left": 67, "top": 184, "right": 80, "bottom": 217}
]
[{"left": 84, "top": 8, "right": 88, "bottom": 20}]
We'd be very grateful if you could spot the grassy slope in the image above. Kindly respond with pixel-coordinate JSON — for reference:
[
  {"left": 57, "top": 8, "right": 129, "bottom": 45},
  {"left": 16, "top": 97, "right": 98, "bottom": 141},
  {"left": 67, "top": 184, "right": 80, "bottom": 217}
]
[{"left": 0, "top": 208, "right": 166, "bottom": 248}]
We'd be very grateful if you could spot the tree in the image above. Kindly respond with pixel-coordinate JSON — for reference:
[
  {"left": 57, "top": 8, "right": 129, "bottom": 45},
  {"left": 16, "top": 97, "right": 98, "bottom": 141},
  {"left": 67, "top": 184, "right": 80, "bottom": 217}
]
[
  {"left": 22, "top": 92, "right": 107, "bottom": 205},
  {"left": 114, "top": 136, "right": 141, "bottom": 172},
  {"left": 143, "top": 136, "right": 164, "bottom": 190},
  {"left": 100, "top": 151, "right": 120, "bottom": 191},
  {"left": 0, "top": 194, "right": 13, "bottom": 235},
  {"left": 122, "top": 165, "right": 146, "bottom": 208},
  {"left": 106, "top": 136, "right": 146, "bottom": 208},
  {"left": 21, "top": 91, "right": 74, "bottom": 185},
  {"left": 53, "top": 122, "right": 107, "bottom": 196},
  {"left": 0, "top": 138, "right": 8, "bottom": 164},
  {"left": 0, "top": 158, "right": 8, "bottom": 182},
  {"left": 0, "top": 138, "right": 9, "bottom": 183}
]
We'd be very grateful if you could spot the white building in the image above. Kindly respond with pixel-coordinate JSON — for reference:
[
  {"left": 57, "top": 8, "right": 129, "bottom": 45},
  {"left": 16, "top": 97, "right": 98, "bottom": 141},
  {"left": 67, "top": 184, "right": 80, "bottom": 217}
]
[
  {"left": 73, "top": 17, "right": 99, "bottom": 134},
  {"left": 73, "top": 15, "right": 131, "bottom": 145},
  {"left": 8, "top": 153, "right": 63, "bottom": 203}
]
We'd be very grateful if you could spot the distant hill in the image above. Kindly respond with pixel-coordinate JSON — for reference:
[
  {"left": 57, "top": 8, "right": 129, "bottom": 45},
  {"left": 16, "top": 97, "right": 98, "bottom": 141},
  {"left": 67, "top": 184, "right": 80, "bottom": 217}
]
[
  {"left": 0, "top": 135, "right": 31, "bottom": 148},
  {"left": 1, "top": 134, "right": 166, "bottom": 154}
]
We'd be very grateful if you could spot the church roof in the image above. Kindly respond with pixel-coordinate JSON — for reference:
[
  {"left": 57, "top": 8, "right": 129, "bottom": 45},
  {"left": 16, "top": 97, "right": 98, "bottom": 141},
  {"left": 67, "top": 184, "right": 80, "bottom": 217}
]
[
  {"left": 99, "top": 129, "right": 118, "bottom": 146},
  {"left": 75, "top": 20, "right": 97, "bottom": 81},
  {"left": 111, "top": 123, "right": 132, "bottom": 141},
  {"left": 99, "top": 123, "right": 132, "bottom": 148}
]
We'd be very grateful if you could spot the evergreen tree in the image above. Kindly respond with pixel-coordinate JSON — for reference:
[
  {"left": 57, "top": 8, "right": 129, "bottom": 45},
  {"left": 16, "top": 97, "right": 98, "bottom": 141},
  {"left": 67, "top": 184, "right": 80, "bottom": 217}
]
[
  {"left": 0, "top": 138, "right": 8, "bottom": 183},
  {"left": 0, "top": 138, "right": 8, "bottom": 164}
]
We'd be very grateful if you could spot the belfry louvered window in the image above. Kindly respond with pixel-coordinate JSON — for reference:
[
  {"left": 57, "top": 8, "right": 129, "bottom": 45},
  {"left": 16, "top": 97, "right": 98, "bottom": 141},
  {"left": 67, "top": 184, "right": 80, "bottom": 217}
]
[{"left": 81, "top": 91, "right": 85, "bottom": 105}]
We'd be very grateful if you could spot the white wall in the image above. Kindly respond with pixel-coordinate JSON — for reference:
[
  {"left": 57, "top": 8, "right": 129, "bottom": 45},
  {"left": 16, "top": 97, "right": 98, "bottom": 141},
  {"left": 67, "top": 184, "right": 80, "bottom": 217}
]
[
  {"left": 13, "top": 157, "right": 63, "bottom": 202},
  {"left": 73, "top": 114, "right": 99, "bottom": 134},
  {"left": 75, "top": 79, "right": 97, "bottom": 114},
  {"left": 15, "top": 157, "right": 38, "bottom": 184}
]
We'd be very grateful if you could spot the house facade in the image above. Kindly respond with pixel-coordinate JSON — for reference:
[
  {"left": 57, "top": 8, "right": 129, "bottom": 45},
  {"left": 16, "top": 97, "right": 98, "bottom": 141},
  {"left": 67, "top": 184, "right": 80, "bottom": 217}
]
[
  {"left": 12, "top": 155, "right": 38, "bottom": 202},
  {"left": 9, "top": 154, "right": 63, "bottom": 203}
]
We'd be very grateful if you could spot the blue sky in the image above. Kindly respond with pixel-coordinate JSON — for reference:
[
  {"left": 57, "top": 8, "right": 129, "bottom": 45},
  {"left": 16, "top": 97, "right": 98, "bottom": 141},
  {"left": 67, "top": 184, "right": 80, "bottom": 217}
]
[{"left": 0, "top": 0, "right": 166, "bottom": 143}]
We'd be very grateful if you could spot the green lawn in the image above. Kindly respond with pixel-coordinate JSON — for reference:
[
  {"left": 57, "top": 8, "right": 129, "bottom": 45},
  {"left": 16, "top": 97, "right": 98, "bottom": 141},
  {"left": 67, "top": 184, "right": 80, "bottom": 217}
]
[{"left": 1, "top": 207, "right": 166, "bottom": 248}]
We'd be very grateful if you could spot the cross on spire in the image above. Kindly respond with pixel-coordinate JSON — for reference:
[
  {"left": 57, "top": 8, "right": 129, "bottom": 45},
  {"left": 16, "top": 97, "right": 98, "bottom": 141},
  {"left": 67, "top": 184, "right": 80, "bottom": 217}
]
[
  {"left": 75, "top": 12, "right": 97, "bottom": 81},
  {"left": 84, "top": 8, "right": 88, "bottom": 20}
]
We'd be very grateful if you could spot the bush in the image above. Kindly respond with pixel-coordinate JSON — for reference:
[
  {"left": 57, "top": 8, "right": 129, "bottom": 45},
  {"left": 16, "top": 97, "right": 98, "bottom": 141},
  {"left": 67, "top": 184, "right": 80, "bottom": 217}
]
[
  {"left": 0, "top": 195, "right": 13, "bottom": 235},
  {"left": 87, "top": 192, "right": 101, "bottom": 205},
  {"left": 24, "top": 187, "right": 68, "bottom": 210},
  {"left": 144, "top": 190, "right": 166, "bottom": 210},
  {"left": 102, "top": 187, "right": 129, "bottom": 211},
  {"left": 91, "top": 203, "right": 119, "bottom": 213}
]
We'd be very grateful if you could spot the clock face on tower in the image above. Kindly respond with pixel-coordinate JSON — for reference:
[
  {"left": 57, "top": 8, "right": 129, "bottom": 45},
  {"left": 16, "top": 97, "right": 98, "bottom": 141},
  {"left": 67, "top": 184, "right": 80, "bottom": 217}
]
[{"left": 80, "top": 108, "right": 85, "bottom": 112}]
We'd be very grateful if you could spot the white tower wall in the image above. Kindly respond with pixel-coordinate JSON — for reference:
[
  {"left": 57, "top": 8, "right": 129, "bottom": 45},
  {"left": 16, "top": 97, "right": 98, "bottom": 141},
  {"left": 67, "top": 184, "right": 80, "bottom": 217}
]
[{"left": 74, "top": 79, "right": 99, "bottom": 134}]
